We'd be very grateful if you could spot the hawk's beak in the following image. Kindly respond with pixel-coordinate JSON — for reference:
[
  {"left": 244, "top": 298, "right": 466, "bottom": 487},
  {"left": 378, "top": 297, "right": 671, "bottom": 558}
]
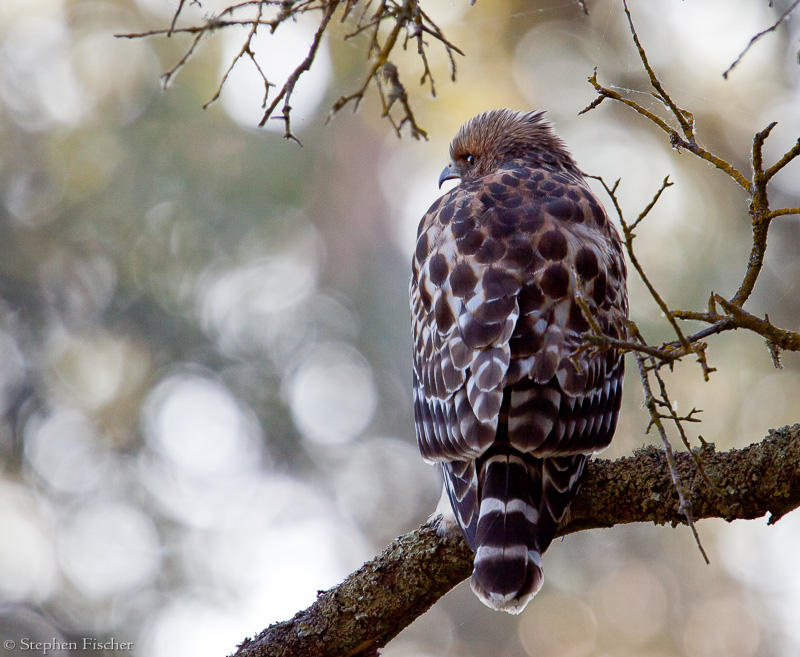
[{"left": 438, "top": 163, "right": 460, "bottom": 189}]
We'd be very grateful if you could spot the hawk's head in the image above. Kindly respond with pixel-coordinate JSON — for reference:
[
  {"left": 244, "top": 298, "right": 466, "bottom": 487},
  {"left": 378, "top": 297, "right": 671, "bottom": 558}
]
[{"left": 439, "top": 109, "right": 575, "bottom": 187}]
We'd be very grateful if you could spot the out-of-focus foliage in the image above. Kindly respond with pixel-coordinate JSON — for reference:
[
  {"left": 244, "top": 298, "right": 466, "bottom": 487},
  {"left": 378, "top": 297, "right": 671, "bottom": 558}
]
[{"left": 0, "top": 1, "right": 799, "bottom": 656}]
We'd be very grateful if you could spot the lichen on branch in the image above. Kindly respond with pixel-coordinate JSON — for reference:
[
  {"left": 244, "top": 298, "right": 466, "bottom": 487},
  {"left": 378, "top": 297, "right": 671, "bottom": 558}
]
[{"left": 232, "top": 424, "right": 800, "bottom": 657}]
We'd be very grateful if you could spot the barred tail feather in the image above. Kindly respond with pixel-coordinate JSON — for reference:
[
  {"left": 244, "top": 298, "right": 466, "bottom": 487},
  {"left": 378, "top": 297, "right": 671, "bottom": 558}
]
[
  {"left": 469, "top": 452, "right": 544, "bottom": 614},
  {"left": 471, "top": 546, "right": 543, "bottom": 614}
]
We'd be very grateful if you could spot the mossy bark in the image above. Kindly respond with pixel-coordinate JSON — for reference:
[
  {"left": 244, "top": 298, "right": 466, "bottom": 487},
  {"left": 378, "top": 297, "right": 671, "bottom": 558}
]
[{"left": 233, "top": 424, "right": 800, "bottom": 657}]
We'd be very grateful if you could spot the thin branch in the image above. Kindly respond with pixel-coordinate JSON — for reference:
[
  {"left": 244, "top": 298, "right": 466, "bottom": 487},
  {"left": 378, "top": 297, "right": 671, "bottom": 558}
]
[
  {"left": 723, "top": 0, "right": 800, "bottom": 79},
  {"left": 649, "top": 366, "right": 717, "bottom": 492},
  {"left": 417, "top": 5, "right": 464, "bottom": 78},
  {"left": 576, "top": 6, "right": 800, "bottom": 575},
  {"left": 587, "top": 174, "right": 706, "bottom": 372},
  {"left": 630, "top": 174, "right": 673, "bottom": 231},
  {"left": 160, "top": 30, "right": 206, "bottom": 88},
  {"left": 731, "top": 123, "right": 796, "bottom": 307},
  {"left": 629, "top": 326, "right": 709, "bottom": 564},
  {"left": 612, "top": 176, "right": 686, "bottom": 348},
  {"left": 580, "top": 73, "right": 751, "bottom": 191},
  {"left": 117, "top": 0, "right": 464, "bottom": 140},
  {"left": 204, "top": 1, "right": 271, "bottom": 112},
  {"left": 328, "top": 10, "right": 408, "bottom": 122},
  {"left": 328, "top": 0, "right": 449, "bottom": 139},
  {"left": 621, "top": 0, "right": 693, "bottom": 140},
  {"left": 168, "top": 0, "right": 189, "bottom": 36},
  {"left": 765, "top": 136, "right": 800, "bottom": 180},
  {"left": 766, "top": 207, "right": 800, "bottom": 219},
  {"left": 232, "top": 424, "right": 800, "bottom": 657},
  {"left": 581, "top": 334, "right": 676, "bottom": 361},
  {"left": 714, "top": 295, "right": 800, "bottom": 351},
  {"left": 581, "top": 1, "right": 800, "bottom": 373},
  {"left": 377, "top": 61, "right": 428, "bottom": 139},
  {"left": 258, "top": 0, "right": 339, "bottom": 144},
  {"left": 116, "top": 21, "right": 276, "bottom": 38}
]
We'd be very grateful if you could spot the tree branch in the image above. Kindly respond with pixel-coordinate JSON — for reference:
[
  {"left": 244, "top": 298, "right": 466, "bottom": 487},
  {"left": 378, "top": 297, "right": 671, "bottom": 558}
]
[
  {"left": 118, "top": 0, "right": 464, "bottom": 140},
  {"left": 723, "top": 0, "right": 800, "bottom": 79},
  {"left": 232, "top": 423, "right": 800, "bottom": 657}
]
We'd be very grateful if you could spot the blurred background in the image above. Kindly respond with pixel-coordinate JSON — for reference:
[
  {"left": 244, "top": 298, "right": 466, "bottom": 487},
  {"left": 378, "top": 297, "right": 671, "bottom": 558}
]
[{"left": 0, "top": 0, "right": 799, "bottom": 656}]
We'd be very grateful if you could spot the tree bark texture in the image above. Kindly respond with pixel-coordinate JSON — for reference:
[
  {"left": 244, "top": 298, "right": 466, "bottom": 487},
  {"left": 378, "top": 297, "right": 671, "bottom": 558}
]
[{"left": 233, "top": 423, "right": 800, "bottom": 657}]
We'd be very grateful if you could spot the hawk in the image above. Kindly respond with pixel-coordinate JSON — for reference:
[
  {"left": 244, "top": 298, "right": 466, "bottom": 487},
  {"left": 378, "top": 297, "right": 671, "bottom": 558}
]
[{"left": 410, "top": 109, "right": 627, "bottom": 614}]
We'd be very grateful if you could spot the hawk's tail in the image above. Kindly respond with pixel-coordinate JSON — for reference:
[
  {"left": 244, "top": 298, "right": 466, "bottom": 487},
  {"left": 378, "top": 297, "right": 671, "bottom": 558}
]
[{"left": 470, "top": 451, "right": 544, "bottom": 614}]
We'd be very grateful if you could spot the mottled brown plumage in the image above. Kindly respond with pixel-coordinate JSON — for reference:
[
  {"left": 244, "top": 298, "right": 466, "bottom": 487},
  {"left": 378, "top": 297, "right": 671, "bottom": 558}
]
[{"left": 410, "top": 109, "right": 627, "bottom": 613}]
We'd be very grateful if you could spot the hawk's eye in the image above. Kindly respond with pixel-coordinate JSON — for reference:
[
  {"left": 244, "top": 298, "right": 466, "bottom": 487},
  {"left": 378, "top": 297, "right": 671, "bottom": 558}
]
[{"left": 466, "top": 154, "right": 476, "bottom": 166}]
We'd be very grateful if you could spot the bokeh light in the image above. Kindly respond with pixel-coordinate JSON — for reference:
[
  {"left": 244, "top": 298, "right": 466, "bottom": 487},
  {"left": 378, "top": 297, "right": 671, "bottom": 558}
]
[
  {"left": 143, "top": 372, "right": 263, "bottom": 476},
  {"left": 594, "top": 563, "right": 669, "bottom": 647},
  {"left": 682, "top": 596, "right": 760, "bottom": 657},
  {"left": 518, "top": 593, "right": 598, "bottom": 657},
  {"left": 0, "top": 484, "right": 57, "bottom": 603},
  {"left": 25, "top": 409, "right": 114, "bottom": 494},
  {"left": 57, "top": 500, "right": 161, "bottom": 599},
  {"left": 287, "top": 342, "right": 377, "bottom": 446}
]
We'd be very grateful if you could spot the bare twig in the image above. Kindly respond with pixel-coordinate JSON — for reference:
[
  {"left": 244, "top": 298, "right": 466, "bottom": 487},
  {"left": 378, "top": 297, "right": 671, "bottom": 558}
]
[
  {"left": 117, "top": 0, "right": 463, "bottom": 140},
  {"left": 581, "top": 2, "right": 800, "bottom": 369},
  {"left": 628, "top": 324, "right": 710, "bottom": 565},
  {"left": 588, "top": 175, "right": 693, "bottom": 352},
  {"left": 765, "top": 136, "right": 800, "bottom": 180},
  {"left": 160, "top": 30, "right": 205, "bottom": 88},
  {"left": 258, "top": 0, "right": 339, "bottom": 144},
  {"left": 767, "top": 339, "right": 784, "bottom": 370},
  {"left": 649, "top": 367, "right": 716, "bottom": 492},
  {"left": 328, "top": 0, "right": 463, "bottom": 139},
  {"left": 723, "top": 0, "right": 800, "bottom": 79},
  {"left": 168, "top": 0, "right": 189, "bottom": 36},
  {"left": 630, "top": 174, "right": 673, "bottom": 231},
  {"left": 730, "top": 126, "right": 800, "bottom": 308},
  {"left": 577, "top": 1, "right": 800, "bottom": 571},
  {"left": 621, "top": 0, "right": 694, "bottom": 140},
  {"left": 377, "top": 62, "right": 428, "bottom": 139},
  {"left": 580, "top": 72, "right": 751, "bottom": 191},
  {"left": 203, "top": 2, "right": 272, "bottom": 112}
]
